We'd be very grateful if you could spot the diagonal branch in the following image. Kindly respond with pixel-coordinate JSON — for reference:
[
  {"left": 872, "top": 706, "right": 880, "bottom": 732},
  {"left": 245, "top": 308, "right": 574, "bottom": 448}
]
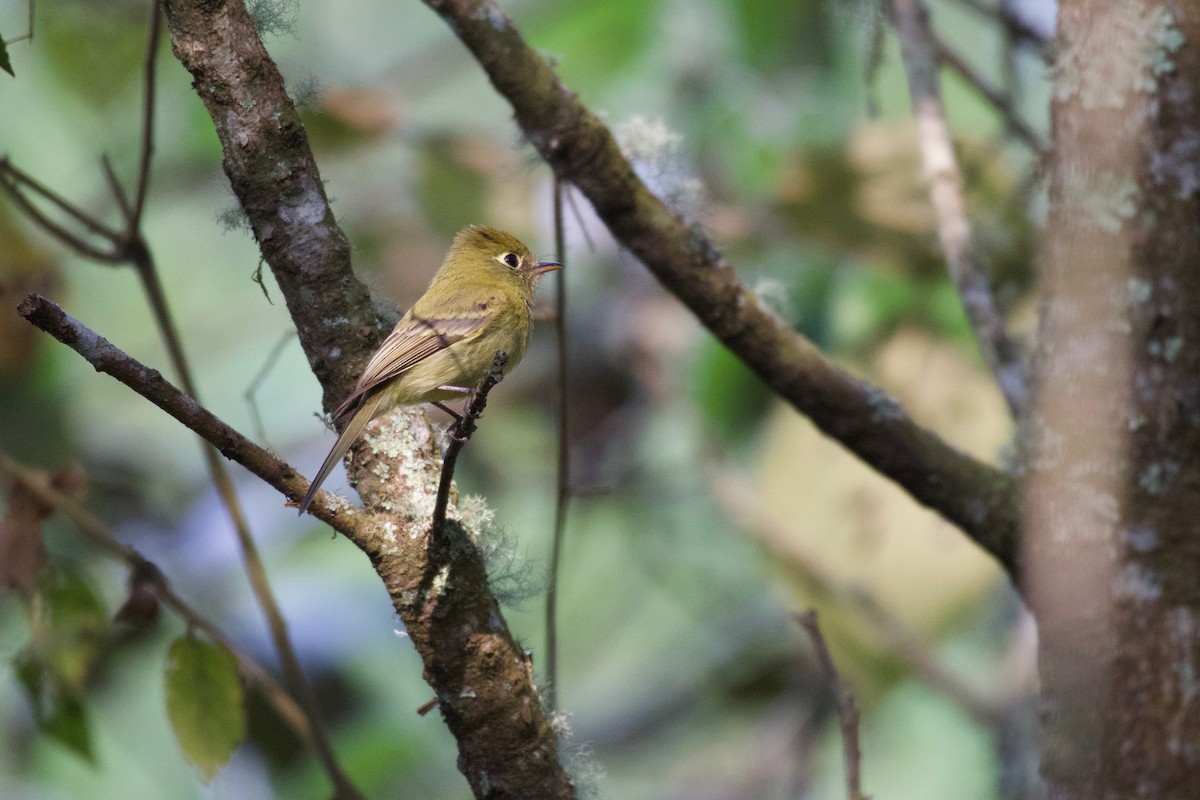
[
  {"left": 797, "top": 611, "right": 865, "bottom": 800},
  {"left": 889, "top": 0, "right": 1029, "bottom": 417},
  {"left": 422, "top": 0, "right": 1019, "bottom": 574},
  {"left": 18, "top": 293, "right": 573, "bottom": 798},
  {"left": 931, "top": 33, "right": 1044, "bottom": 152},
  {"left": 16, "top": 294, "right": 361, "bottom": 532}
]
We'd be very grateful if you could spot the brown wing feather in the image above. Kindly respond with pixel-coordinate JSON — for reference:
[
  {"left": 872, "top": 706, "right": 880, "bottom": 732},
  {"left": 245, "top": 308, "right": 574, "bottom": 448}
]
[{"left": 332, "top": 305, "right": 495, "bottom": 420}]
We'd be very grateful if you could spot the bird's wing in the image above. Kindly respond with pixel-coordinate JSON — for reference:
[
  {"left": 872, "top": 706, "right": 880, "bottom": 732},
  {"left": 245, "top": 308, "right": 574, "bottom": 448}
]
[{"left": 332, "top": 298, "right": 497, "bottom": 420}]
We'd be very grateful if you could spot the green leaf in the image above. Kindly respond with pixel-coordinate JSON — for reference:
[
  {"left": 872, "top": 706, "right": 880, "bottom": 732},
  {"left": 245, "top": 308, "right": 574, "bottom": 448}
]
[
  {"left": 164, "top": 634, "right": 245, "bottom": 781},
  {"left": 33, "top": 568, "right": 110, "bottom": 691},
  {"left": 0, "top": 37, "right": 13, "bottom": 77},
  {"left": 14, "top": 652, "right": 93, "bottom": 761}
]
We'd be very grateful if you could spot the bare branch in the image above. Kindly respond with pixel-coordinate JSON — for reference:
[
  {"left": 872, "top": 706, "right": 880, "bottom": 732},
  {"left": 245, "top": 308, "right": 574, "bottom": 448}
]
[
  {"left": 16, "top": 294, "right": 359, "bottom": 529},
  {"left": 0, "top": 159, "right": 124, "bottom": 262},
  {"left": 421, "top": 0, "right": 1019, "bottom": 574},
  {"left": 545, "top": 178, "right": 570, "bottom": 711},
  {"left": 931, "top": 34, "right": 1044, "bottom": 151},
  {"left": 890, "top": 0, "right": 1029, "bottom": 417},
  {"left": 797, "top": 610, "right": 866, "bottom": 800},
  {"left": 131, "top": 0, "right": 162, "bottom": 229},
  {"left": 429, "top": 351, "right": 509, "bottom": 541}
]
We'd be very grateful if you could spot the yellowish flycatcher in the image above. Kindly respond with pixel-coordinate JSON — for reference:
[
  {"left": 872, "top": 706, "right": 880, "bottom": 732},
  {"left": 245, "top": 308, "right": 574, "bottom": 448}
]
[{"left": 298, "top": 225, "right": 561, "bottom": 514}]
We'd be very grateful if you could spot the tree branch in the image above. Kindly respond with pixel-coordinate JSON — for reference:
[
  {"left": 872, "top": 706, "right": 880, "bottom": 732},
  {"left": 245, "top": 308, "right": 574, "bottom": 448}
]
[
  {"left": 797, "top": 611, "right": 865, "bottom": 800},
  {"left": 16, "top": 294, "right": 358, "bottom": 529},
  {"left": 421, "top": 0, "right": 1019, "bottom": 574},
  {"left": 19, "top": 294, "right": 572, "bottom": 797},
  {"left": 889, "top": 0, "right": 1029, "bottom": 418},
  {"left": 931, "top": 32, "right": 1044, "bottom": 152},
  {"left": 429, "top": 351, "right": 508, "bottom": 541},
  {"left": 157, "top": 2, "right": 574, "bottom": 794}
]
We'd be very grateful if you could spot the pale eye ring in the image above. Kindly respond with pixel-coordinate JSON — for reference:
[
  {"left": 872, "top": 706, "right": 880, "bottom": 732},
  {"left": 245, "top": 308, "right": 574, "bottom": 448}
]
[{"left": 501, "top": 252, "right": 520, "bottom": 269}]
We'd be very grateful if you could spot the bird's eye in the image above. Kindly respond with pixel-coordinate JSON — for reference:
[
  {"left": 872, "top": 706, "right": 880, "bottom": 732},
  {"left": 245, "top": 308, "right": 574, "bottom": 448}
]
[{"left": 502, "top": 252, "right": 520, "bottom": 269}]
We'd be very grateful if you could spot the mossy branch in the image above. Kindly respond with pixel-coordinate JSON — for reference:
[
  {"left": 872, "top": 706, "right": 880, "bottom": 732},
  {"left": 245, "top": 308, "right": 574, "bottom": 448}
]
[{"left": 423, "top": 0, "right": 1019, "bottom": 574}]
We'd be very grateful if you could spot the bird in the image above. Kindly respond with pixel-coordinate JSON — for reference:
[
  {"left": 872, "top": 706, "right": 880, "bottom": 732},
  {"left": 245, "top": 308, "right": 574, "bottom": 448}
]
[{"left": 298, "top": 225, "right": 561, "bottom": 514}]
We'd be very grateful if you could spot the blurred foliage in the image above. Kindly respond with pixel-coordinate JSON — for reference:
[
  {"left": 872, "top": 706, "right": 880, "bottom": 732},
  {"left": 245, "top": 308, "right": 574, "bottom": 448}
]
[
  {"left": 12, "top": 568, "right": 111, "bottom": 763},
  {"left": 0, "top": 0, "right": 1049, "bottom": 798}
]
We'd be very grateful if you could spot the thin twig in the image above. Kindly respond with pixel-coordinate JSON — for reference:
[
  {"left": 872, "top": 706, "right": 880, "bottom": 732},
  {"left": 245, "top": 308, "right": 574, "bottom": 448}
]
[
  {"left": 245, "top": 329, "right": 298, "bottom": 445},
  {"left": 952, "top": 0, "right": 1051, "bottom": 58},
  {"left": 710, "top": 464, "right": 1011, "bottom": 728},
  {"left": 100, "top": 155, "right": 134, "bottom": 220},
  {"left": 15, "top": 294, "right": 366, "bottom": 535},
  {"left": 931, "top": 34, "right": 1044, "bottom": 151},
  {"left": 0, "top": 449, "right": 317, "bottom": 754},
  {"left": 889, "top": 0, "right": 1028, "bottom": 417},
  {"left": 429, "top": 352, "right": 510, "bottom": 541},
  {"left": 796, "top": 610, "right": 866, "bottom": 800},
  {"left": 0, "top": 162, "right": 123, "bottom": 262},
  {"left": 544, "top": 177, "right": 570, "bottom": 712},
  {"left": 131, "top": 0, "right": 161, "bottom": 228}
]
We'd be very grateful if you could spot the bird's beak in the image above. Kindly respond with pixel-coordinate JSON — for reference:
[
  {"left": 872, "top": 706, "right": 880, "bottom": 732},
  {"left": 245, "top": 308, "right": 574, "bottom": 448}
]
[{"left": 530, "top": 260, "right": 563, "bottom": 276}]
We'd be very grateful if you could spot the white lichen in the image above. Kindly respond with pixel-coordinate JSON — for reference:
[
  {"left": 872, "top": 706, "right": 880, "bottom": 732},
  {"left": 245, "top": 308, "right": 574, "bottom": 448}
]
[
  {"left": 1139, "top": 459, "right": 1181, "bottom": 495},
  {"left": 1114, "top": 561, "right": 1164, "bottom": 600},
  {"left": 1061, "top": 167, "right": 1138, "bottom": 233},
  {"left": 616, "top": 115, "right": 705, "bottom": 219},
  {"left": 865, "top": 386, "right": 905, "bottom": 424},
  {"left": 750, "top": 279, "right": 793, "bottom": 325},
  {"left": 1054, "top": 1, "right": 1185, "bottom": 108},
  {"left": 1127, "top": 277, "right": 1154, "bottom": 305},
  {"left": 430, "top": 564, "right": 452, "bottom": 598}
]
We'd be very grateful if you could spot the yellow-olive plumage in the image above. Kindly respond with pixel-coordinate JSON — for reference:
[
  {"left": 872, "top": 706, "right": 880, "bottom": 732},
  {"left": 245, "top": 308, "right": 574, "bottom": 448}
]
[{"left": 298, "top": 226, "right": 561, "bottom": 514}]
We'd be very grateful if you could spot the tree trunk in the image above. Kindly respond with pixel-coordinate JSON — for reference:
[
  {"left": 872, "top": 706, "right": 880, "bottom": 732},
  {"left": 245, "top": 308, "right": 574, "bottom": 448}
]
[{"left": 1026, "top": 2, "right": 1200, "bottom": 796}]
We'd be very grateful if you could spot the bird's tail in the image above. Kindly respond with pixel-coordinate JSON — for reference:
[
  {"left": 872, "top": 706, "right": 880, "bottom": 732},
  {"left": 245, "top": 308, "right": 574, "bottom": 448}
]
[{"left": 298, "top": 392, "right": 384, "bottom": 515}]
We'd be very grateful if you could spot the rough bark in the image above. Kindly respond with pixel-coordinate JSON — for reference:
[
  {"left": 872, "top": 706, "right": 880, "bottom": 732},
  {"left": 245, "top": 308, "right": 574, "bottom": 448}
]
[
  {"left": 159, "top": 1, "right": 574, "bottom": 797},
  {"left": 1027, "top": 2, "right": 1200, "bottom": 796}
]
